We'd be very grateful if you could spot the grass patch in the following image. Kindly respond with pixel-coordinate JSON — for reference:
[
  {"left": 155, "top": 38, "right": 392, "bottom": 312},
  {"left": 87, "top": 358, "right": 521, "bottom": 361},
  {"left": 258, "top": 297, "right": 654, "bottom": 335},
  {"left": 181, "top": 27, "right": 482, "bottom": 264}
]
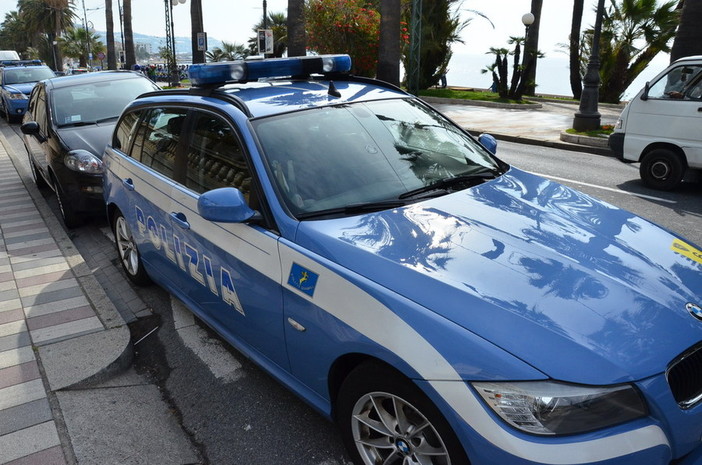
[
  {"left": 418, "top": 88, "right": 532, "bottom": 105},
  {"left": 565, "top": 125, "right": 614, "bottom": 137}
]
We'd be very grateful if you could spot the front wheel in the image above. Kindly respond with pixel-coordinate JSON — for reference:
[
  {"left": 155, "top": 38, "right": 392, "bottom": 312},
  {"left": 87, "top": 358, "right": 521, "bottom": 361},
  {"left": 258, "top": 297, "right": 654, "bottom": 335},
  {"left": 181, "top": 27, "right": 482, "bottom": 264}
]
[
  {"left": 639, "top": 148, "right": 685, "bottom": 190},
  {"left": 112, "top": 210, "right": 151, "bottom": 286},
  {"left": 336, "top": 362, "right": 469, "bottom": 465},
  {"left": 53, "top": 178, "right": 80, "bottom": 228}
]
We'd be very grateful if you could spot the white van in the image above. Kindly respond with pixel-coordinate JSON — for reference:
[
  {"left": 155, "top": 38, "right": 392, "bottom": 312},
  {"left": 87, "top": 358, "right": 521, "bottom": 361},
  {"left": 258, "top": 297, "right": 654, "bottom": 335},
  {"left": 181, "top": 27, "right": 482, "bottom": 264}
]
[
  {"left": 609, "top": 55, "right": 702, "bottom": 190},
  {"left": 0, "top": 50, "right": 20, "bottom": 61}
]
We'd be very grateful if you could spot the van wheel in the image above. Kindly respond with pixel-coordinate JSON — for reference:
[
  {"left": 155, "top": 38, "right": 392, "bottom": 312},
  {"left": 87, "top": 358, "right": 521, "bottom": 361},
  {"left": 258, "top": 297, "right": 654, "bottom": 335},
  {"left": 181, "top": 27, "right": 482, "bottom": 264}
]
[
  {"left": 336, "top": 362, "right": 469, "bottom": 465},
  {"left": 640, "top": 149, "right": 685, "bottom": 190}
]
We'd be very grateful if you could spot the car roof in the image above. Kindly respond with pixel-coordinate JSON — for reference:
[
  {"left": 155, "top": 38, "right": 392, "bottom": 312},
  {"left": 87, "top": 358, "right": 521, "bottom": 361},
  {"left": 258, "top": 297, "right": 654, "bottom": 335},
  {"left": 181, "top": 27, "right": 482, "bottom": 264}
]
[
  {"left": 132, "top": 55, "right": 409, "bottom": 119},
  {"left": 44, "top": 70, "right": 148, "bottom": 89}
]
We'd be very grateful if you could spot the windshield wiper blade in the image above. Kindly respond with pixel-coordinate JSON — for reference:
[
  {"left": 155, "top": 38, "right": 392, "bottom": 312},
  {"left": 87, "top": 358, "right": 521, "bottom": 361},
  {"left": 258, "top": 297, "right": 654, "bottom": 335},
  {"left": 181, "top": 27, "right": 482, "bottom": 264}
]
[
  {"left": 297, "top": 200, "right": 407, "bottom": 220},
  {"left": 57, "top": 121, "right": 97, "bottom": 128},
  {"left": 399, "top": 172, "right": 498, "bottom": 200}
]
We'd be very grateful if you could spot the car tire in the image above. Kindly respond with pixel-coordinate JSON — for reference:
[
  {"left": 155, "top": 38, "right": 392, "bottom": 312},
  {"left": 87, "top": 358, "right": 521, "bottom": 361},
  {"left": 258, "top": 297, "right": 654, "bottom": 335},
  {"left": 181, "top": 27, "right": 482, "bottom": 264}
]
[
  {"left": 28, "top": 155, "right": 48, "bottom": 190},
  {"left": 639, "top": 149, "right": 685, "bottom": 191},
  {"left": 336, "top": 361, "right": 469, "bottom": 465},
  {"left": 112, "top": 209, "right": 151, "bottom": 286},
  {"left": 52, "top": 177, "right": 81, "bottom": 228}
]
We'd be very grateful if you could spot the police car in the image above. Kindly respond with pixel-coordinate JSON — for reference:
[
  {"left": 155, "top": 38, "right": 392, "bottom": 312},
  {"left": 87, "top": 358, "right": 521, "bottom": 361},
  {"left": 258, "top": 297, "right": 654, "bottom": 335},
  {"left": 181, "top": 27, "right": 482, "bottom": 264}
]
[
  {"left": 103, "top": 55, "right": 702, "bottom": 465},
  {"left": 0, "top": 60, "right": 55, "bottom": 122}
]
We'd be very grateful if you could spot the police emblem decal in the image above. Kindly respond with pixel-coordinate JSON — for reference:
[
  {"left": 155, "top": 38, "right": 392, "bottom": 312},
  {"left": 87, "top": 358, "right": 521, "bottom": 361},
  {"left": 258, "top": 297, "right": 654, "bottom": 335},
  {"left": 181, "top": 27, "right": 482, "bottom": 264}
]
[
  {"left": 288, "top": 263, "right": 319, "bottom": 297},
  {"left": 687, "top": 303, "right": 702, "bottom": 322}
]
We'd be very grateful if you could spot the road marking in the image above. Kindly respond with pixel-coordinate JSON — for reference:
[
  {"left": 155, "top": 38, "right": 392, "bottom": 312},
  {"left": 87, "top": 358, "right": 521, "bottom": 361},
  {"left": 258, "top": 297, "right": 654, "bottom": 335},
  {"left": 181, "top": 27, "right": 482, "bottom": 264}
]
[
  {"left": 533, "top": 173, "right": 677, "bottom": 204},
  {"left": 171, "top": 296, "right": 244, "bottom": 383}
]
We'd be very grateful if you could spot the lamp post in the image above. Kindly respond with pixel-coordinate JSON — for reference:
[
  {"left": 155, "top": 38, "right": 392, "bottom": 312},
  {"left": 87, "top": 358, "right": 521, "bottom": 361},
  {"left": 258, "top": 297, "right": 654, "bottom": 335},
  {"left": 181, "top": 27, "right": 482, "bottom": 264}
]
[
  {"left": 573, "top": 0, "right": 606, "bottom": 131},
  {"left": 164, "top": 0, "right": 186, "bottom": 87}
]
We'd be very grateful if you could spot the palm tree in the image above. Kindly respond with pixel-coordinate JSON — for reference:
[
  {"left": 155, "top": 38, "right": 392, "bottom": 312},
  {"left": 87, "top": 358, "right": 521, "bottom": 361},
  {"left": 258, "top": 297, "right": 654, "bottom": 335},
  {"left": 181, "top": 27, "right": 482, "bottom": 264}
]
[
  {"left": 377, "top": 0, "right": 401, "bottom": 86},
  {"left": 18, "top": 0, "right": 76, "bottom": 71},
  {"left": 123, "top": 0, "right": 135, "bottom": 69},
  {"left": 205, "top": 42, "right": 248, "bottom": 62},
  {"left": 0, "top": 11, "right": 30, "bottom": 57},
  {"left": 598, "top": 0, "right": 679, "bottom": 102},
  {"left": 670, "top": 0, "right": 702, "bottom": 61},
  {"left": 191, "top": 0, "right": 205, "bottom": 63},
  {"left": 104, "top": 0, "right": 117, "bottom": 69},
  {"left": 59, "top": 27, "right": 105, "bottom": 68},
  {"left": 522, "top": 0, "right": 543, "bottom": 96},
  {"left": 569, "top": 0, "right": 584, "bottom": 99},
  {"left": 287, "top": 0, "right": 306, "bottom": 56}
]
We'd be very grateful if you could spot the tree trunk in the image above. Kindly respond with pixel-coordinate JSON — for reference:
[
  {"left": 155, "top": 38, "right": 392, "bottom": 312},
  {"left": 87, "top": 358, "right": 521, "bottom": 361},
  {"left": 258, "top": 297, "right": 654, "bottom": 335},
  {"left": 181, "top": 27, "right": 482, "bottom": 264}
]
[
  {"left": 523, "top": 0, "right": 543, "bottom": 96},
  {"left": 670, "top": 0, "right": 702, "bottom": 61},
  {"left": 105, "top": 0, "right": 117, "bottom": 69},
  {"left": 377, "top": 0, "right": 401, "bottom": 86},
  {"left": 569, "top": 0, "right": 584, "bottom": 99},
  {"left": 287, "top": 0, "right": 306, "bottom": 56},
  {"left": 123, "top": 0, "right": 136, "bottom": 69},
  {"left": 190, "top": 0, "right": 205, "bottom": 63}
]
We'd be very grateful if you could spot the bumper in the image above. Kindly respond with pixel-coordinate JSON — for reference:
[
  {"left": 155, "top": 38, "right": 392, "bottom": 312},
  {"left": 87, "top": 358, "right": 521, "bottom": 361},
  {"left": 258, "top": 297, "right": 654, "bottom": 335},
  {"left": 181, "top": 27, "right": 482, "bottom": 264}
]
[
  {"left": 608, "top": 132, "right": 625, "bottom": 159},
  {"left": 5, "top": 99, "right": 28, "bottom": 116}
]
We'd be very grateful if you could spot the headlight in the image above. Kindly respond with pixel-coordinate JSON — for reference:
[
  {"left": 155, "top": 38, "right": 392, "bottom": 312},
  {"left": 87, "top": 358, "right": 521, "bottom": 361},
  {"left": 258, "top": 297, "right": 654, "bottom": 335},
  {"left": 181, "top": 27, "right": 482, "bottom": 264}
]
[
  {"left": 615, "top": 119, "right": 623, "bottom": 129},
  {"left": 64, "top": 150, "right": 103, "bottom": 174},
  {"left": 472, "top": 381, "right": 647, "bottom": 436},
  {"left": 8, "top": 92, "right": 27, "bottom": 100}
]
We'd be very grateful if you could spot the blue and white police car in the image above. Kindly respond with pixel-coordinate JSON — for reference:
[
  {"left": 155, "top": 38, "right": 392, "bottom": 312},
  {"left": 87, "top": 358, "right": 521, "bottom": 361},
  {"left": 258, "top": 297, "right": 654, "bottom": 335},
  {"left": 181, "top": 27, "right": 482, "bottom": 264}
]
[{"left": 102, "top": 55, "right": 702, "bottom": 465}]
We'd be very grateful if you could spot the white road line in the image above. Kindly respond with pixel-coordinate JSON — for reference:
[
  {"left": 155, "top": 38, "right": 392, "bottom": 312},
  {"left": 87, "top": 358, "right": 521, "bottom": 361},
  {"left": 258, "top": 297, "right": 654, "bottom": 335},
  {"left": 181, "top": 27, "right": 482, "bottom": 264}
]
[
  {"left": 171, "top": 296, "right": 244, "bottom": 383},
  {"left": 533, "top": 173, "right": 677, "bottom": 204}
]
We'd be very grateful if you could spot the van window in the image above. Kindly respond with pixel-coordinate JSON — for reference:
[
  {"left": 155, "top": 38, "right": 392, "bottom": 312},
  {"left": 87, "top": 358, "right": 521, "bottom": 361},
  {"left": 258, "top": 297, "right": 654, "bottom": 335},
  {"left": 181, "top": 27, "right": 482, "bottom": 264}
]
[{"left": 648, "top": 64, "right": 702, "bottom": 99}]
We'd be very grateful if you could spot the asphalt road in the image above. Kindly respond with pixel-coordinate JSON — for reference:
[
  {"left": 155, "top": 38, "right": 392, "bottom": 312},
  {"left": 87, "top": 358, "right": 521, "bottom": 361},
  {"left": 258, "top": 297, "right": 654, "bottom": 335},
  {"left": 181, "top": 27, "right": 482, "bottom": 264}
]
[{"left": 2, "top": 118, "right": 701, "bottom": 464}]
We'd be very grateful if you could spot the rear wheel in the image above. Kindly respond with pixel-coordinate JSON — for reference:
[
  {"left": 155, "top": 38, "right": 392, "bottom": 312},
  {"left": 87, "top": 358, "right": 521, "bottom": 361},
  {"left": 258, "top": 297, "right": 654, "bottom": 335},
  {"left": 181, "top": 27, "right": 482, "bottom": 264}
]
[
  {"left": 639, "top": 148, "right": 685, "bottom": 190},
  {"left": 112, "top": 209, "right": 150, "bottom": 286},
  {"left": 336, "top": 362, "right": 469, "bottom": 465}
]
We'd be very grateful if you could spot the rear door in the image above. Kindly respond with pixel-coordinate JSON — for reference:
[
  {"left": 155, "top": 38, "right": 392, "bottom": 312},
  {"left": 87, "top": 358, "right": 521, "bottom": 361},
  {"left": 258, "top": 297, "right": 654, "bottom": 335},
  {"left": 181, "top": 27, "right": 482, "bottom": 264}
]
[{"left": 106, "top": 106, "right": 189, "bottom": 286}]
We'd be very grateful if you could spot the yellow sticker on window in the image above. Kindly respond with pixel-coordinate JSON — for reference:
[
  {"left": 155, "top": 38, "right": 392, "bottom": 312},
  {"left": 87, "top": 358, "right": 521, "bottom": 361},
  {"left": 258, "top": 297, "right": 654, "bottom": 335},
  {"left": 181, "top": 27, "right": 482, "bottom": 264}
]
[{"left": 671, "top": 238, "right": 702, "bottom": 265}]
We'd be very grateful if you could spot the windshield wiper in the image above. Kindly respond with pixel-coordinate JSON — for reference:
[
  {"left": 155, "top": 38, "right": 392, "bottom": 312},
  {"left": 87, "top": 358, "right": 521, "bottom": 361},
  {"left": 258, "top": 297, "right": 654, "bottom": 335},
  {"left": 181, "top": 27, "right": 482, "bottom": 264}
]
[
  {"left": 297, "top": 200, "right": 408, "bottom": 220},
  {"left": 399, "top": 171, "right": 498, "bottom": 200},
  {"left": 57, "top": 121, "right": 97, "bottom": 128},
  {"left": 95, "top": 116, "right": 119, "bottom": 124}
]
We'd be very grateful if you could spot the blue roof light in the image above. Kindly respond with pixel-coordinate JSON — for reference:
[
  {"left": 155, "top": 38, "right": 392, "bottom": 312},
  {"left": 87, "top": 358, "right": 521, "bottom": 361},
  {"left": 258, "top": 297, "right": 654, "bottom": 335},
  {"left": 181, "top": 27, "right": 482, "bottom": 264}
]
[{"left": 188, "top": 55, "right": 352, "bottom": 87}]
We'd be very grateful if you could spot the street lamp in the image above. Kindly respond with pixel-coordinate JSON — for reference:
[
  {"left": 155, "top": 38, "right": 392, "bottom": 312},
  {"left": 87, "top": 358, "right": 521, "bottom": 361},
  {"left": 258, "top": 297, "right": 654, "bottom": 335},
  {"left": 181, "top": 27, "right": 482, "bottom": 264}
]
[
  {"left": 164, "top": 0, "right": 186, "bottom": 87},
  {"left": 573, "top": 0, "right": 606, "bottom": 131}
]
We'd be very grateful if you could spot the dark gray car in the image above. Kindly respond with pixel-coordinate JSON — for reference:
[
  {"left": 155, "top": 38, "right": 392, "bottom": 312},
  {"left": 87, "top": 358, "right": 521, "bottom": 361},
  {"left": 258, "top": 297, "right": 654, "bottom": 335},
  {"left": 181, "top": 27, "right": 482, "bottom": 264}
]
[{"left": 21, "top": 70, "right": 158, "bottom": 227}]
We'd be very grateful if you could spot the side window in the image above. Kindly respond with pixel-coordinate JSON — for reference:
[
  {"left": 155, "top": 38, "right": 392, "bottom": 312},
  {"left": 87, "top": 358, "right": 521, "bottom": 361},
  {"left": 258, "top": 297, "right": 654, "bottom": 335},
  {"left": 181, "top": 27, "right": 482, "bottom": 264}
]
[
  {"left": 648, "top": 65, "right": 702, "bottom": 99},
  {"left": 130, "top": 107, "right": 188, "bottom": 179},
  {"left": 113, "top": 109, "right": 143, "bottom": 151},
  {"left": 32, "top": 87, "right": 48, "bottom": 135},
  {"left": 181, "top": 111, "right": 251, "bottom": 197}
]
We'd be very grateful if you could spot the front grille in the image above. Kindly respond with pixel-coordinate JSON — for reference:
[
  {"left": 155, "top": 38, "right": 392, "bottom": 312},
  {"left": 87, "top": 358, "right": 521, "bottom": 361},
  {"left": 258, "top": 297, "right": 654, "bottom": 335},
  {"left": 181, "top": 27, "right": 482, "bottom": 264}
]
[{"left": 667, "top": 343, "right": 702, "bottom": 409}]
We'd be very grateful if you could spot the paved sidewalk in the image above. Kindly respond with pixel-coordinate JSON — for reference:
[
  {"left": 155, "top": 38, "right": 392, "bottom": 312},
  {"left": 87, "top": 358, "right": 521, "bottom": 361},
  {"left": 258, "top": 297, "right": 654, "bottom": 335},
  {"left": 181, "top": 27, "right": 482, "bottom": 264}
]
[
  {"left": 428, "top": 97, "right": 624, "bottom": 155},
  {"left": 0, "top": 138, "right": 131, "bottom": 465}
]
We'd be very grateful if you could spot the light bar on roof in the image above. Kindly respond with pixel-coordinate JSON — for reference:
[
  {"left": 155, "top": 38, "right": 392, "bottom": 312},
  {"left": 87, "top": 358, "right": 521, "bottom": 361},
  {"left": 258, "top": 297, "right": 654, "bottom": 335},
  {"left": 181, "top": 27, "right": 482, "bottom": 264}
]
[{"left": 188, "top": 54, "right": 352, "bottom": 87}]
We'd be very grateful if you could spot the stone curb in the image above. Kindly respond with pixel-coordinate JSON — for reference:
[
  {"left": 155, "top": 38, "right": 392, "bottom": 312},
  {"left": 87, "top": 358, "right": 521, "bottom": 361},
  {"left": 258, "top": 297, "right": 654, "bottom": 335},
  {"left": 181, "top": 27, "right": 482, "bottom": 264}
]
[{"left": 559, "top": 130, "right": 610, "bottom": 148}]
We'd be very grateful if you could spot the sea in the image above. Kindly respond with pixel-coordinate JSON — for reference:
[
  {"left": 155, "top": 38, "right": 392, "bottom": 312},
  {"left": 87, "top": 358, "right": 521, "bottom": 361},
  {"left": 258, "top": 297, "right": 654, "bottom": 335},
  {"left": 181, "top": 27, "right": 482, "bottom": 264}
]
[{"left": 444, "top": 52, "right": 671, "bottom": 101}]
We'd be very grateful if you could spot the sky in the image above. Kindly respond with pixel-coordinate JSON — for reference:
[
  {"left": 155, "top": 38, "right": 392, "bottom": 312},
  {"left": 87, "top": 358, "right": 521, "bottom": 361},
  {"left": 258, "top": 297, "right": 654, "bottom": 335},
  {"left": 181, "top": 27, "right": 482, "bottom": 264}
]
[{"left": 0, "top": 0, "right": 670, "bottom": 97}]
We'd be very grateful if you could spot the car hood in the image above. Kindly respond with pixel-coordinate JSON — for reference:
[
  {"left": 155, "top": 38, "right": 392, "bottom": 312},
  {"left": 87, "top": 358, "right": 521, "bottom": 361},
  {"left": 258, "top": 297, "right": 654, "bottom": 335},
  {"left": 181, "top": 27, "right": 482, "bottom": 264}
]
[
  {"left": 295, "top": 168, "right": 702, "bottom": 384},
  {"left": 4, "top": 82, "right": 35, "bottom": 95},
  {"left": 57, "top": 123, "right": 115, "bottom": 158}
]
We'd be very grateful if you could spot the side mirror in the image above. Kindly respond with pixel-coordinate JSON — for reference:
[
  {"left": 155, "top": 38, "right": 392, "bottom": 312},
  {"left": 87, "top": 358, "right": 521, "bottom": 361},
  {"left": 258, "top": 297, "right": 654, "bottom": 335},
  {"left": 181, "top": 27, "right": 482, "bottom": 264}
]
[
  {"left": 640, "top": 82, "right": 650, "bottom": 101},
  {"left": 478, "top": 133, "right": 497, "bottom": 155},
  {"left": 197, "top": 187, "right": 257, "bottom": 223},
  {"left": 20, "top": 121, "right": 40, "bottom": 135}
]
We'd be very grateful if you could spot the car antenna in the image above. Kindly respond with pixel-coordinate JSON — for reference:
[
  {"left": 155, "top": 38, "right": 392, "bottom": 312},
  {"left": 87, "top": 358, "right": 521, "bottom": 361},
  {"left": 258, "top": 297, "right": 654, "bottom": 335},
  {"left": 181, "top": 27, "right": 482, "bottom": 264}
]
[{"left": 328, "top": 81, "right": 341, "bottom": 98}]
